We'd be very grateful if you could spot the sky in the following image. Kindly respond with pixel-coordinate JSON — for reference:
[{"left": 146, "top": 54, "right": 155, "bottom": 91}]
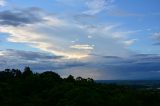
[{"left": 0, "top": 0, "right": 160, "bottom": 80}]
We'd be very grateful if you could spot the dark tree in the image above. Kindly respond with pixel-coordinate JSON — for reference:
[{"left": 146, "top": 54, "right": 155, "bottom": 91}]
[
  {"left": 65, "top": 75, "right": 75, "bottom": 82},
  {"left": 76, "top": 76, "right": 83, "bottom": 81},
  {"left": 5, "top": 69, "right": 11, "bottom": 72},
  {"left": 0, "top": 67, "right": 160, "bottom": 106},
  {"left": 87, "top": 78, "right": 94, "bottom": 83},
  {"left": 11, "top": 69, "right": 22, "bottom": 78},
  {"left": 22, "top": 66, "right": 33, "bottom": 78},
  {"left": 40, "top": 71, "right": 61, "bottom": 81}
]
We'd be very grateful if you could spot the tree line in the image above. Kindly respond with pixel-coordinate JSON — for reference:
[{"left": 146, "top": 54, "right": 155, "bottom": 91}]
[{"left": 0, "top": 67, "right": 160, "bottom": 106}]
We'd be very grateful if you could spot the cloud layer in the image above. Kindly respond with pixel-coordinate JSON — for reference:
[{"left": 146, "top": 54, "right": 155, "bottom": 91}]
[
  {"left": 0, "top": 49, "right": 85, "bottom": 70},
  {"left": 0, "top": 49, "right": 160, "bottom": 80},
  {"left": 0, "top": 8, "right": 134, "bottom": 59},
  {"left": 0, "top": 9, "right": 43, "bottom": 26}
]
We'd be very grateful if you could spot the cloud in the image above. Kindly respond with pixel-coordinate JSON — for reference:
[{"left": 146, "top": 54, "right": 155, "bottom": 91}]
[
  {"left": 83, "top": 0, "right": 114, "bottom": 15},
  {"left": 0, "top": 0, "right": 6, "bottom": 7},
  {"left": 1, "top": 49, "right": 160, "bottom": 80},
  {"left": 57, "top": 54, "right": 160, "bottom": 80},
  {"left": 0, "top": 8, "right": 135, "bottom": 59},
  {"left": 123, "top": 39, "right": 137, "bottom": 46},
  {"left": 152, "top": 32, "right": 160, "bottom": 40},
  {"left": 0, "top": 7, "right": 143, "bottom": 79},
  {"left": 0, "top": 8, "right": 91, "bottom": 59},
  {"left": 70, "top": 44, "right": 94, "bottom": 50},
  {"left": 1, "top": 49, "right": 63, "bottom": 60},
  {"left": 151, "top": 32, "right": 160, "bottom": 46},
  {"left": 84, "top": 54, "right": 160, "bottom": 80},
  {"left": 0, "top": 49, "right": 86, "bottom": 71},
  {"left": 0, "top": 9, "right": 44, "bottom": 26}
]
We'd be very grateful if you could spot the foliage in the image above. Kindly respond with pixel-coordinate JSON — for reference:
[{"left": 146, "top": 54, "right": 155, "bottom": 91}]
[{"left": 0, "top": 67, "right": 160, "bottom": 106}]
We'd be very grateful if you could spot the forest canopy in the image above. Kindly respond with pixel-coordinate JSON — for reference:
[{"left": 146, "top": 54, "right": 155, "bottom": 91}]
[{"left": 0, "top": 67, "right": 160, "bottom": 106}]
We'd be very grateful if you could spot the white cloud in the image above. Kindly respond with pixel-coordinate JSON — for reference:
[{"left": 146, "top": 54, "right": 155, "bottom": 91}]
[
  {"left": 0, "top": 16, "right": 93, "bottom": 59},
  {"left": 0, "top": 51, "right": 4, "bottom": 56},
  {"left": 0, "top": 25, "right": 90, "bottom": 59},
  {"left": 123, "top": 39, "right": 137, "bottom": 46},
  {"left": 83, "top": 0, "right": 114, "bottom": 15},
  {"left": 70, "top": 44, "right": 94, "bottom": 50},
  {"left": 0, "top": 8, "right": 135, "bottom": 59},
  {"left": 0, "top": 0, "right": 6, "bottom": 7}
]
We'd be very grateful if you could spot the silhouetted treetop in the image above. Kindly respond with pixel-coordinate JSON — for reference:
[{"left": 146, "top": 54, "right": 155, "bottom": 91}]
[
  {"left": 22, "top": 66, "right": 33, "bottom": 78},
  {"left": 65, "top": 75, "right": 75, "bottom": 82},
  {"left": 0, "top": 67, "right": 159, "bottom": 106},
  {"left": 40, "top": 71, "right": 61, "bottom": 81}
]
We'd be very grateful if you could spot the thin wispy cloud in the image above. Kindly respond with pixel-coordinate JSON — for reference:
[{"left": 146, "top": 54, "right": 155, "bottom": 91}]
[
  {"left": 83, "top": 0, "right": 114, "bottom": 15},
  {"left": 70, "top": 44, "right": 94, "bottom": 50},
  {"left": 123, "top": 39, "right": 137, "bottom": 46}
]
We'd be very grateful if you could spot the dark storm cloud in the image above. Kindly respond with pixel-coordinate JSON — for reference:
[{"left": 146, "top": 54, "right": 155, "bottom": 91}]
[{"left": 0, "top": 8, "right": 43, "bottom": 26}]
